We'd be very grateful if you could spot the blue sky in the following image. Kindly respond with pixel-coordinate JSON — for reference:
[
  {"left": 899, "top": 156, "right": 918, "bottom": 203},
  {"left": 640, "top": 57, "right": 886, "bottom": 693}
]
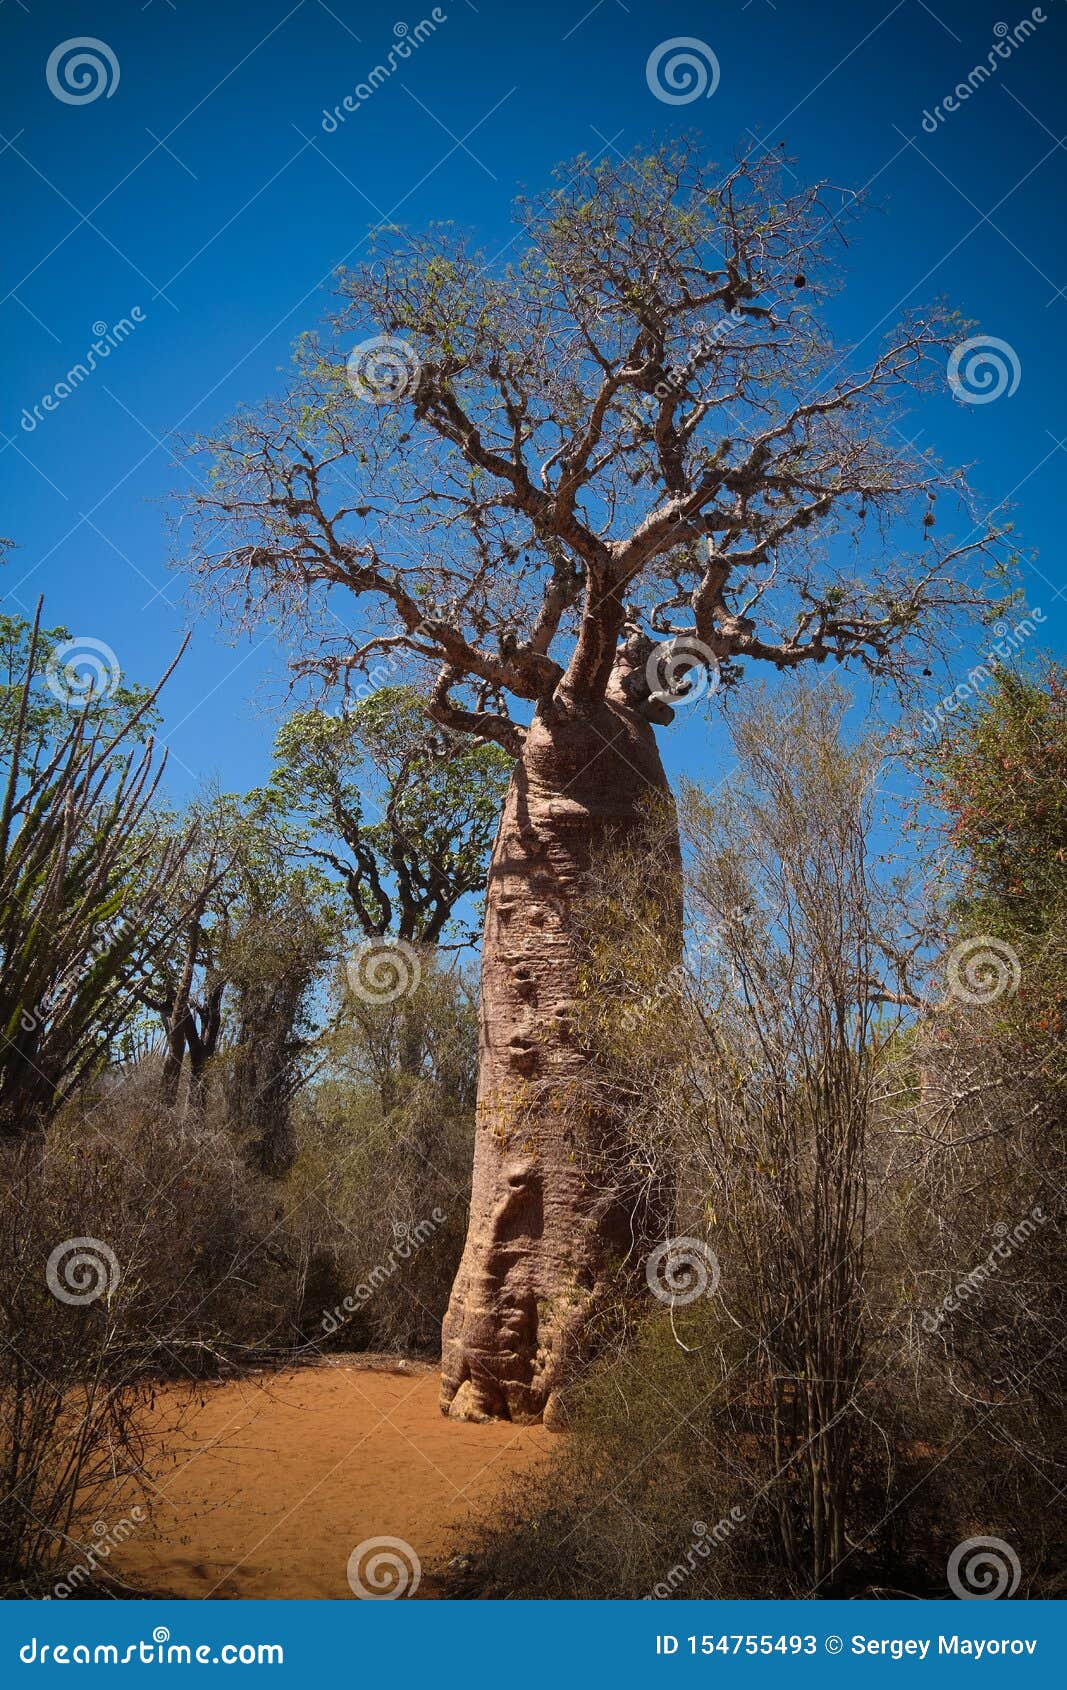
[{"left": 2, "top": 0, "right": 1065, "bottom": 807}]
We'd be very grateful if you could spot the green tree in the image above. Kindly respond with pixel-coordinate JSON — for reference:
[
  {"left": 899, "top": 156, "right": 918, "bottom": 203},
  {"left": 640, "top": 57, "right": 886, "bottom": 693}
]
[
  {"left": 134, "top": 792, "right": 341, "bottom": 1157},
  {"left": 266, "top": 685, "right": 510, "bottom": 946},
  {"left": 217, "top": 846, "right": 340, "bottom": 1179},
  {"left": 0, "top": 609, "right": 157, "bottom": 759},
  {"left": 924, "top": 661, "right": 1067, "bottom": 1078}
]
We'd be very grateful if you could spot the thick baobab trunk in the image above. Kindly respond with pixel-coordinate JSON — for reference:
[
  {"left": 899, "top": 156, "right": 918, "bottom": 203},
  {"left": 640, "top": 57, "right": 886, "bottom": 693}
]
[{"left": 440, "top": 681, "right": 681, "bottom": 1425}]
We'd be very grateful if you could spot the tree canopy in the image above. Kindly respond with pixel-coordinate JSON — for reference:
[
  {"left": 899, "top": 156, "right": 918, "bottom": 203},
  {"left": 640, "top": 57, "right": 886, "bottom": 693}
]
[
  {"left": 264, "top": 685, "right": 510, "bottom": 945},
  {"left": 184, "top": 140, "right": 1006, "bottom": 748}
]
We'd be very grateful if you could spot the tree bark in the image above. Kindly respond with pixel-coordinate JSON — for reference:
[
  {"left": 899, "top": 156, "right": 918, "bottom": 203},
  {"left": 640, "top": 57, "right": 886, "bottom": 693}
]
[
  {"left": 223, "top": 977, "right": 302, "bottom": 1180},
  {"left": 440, "top": 680, "right": 681, "bottom": 1425}
]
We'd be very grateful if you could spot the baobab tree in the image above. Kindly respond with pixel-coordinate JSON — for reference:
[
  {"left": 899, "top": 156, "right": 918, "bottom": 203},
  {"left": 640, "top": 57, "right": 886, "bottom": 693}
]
[{"left": 182, "top": 141, "right": 1002, "bottom": 1424}]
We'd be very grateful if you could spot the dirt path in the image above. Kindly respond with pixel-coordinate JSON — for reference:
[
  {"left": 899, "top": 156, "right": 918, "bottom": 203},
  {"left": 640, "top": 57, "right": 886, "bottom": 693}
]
[{"left": 111, "top": 1359, "right": 552, "bottom": 1599}]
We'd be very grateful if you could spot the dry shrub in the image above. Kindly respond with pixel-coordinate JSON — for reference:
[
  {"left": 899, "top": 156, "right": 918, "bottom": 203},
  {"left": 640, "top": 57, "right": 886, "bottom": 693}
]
[
  {"left": 448, "top": 1297, "right": 901, "bottom": 1600},
  {"left": 286, "top": 1089, "right": 472, "bottom": 1355},
  {"left": 0, "top": 1073, "right": 302, "bottom": 1593},
  {"left": 450, "top": 1010, "right": 1064, "bottom": 1600},
  {"left": 451, "top": 685, "right": 1064, "bottom": 1599},
  {"left": 865, "top": 999, "right": 1066, "bottom": 1594},
  {"left": 0, "top": 969, "right": 479, "bottom": 1589}
]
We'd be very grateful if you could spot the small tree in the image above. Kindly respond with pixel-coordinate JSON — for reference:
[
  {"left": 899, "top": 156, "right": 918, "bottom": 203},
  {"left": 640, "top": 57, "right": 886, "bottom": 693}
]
[
  {"left": 183, "top": 140, "right": 1003, "bottom": 1421},
  {"left": 218, "top": 858, "right": 339, "bottom": 1179},
  {"left": 135, "top": 793, "right": 340, "bottom": 1162},
  {"left": 266, "top": 686, "right": 509, "bottom": 1102},
  {"left": 268, "top": 685, "right": 510, "bottom": 948},
  {"left": 132, "top": 794, "right": 239, "bottom": 1112}
]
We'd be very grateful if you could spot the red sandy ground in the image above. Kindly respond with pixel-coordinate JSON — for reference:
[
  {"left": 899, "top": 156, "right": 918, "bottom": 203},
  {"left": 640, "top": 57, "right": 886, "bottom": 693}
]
[{"left": 111, "top": 1359, "right": 552, "bottom": 1599}]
